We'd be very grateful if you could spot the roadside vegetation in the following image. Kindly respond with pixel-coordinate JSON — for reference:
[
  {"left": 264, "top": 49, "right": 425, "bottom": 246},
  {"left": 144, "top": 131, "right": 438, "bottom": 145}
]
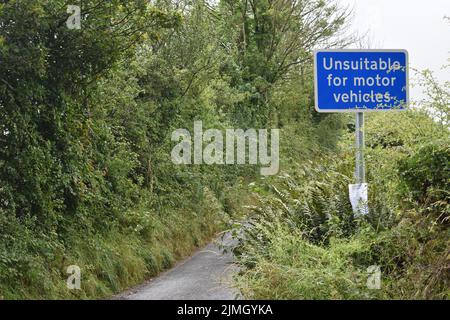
[
  {"left": 0, "top": 0, "right": 448, "bottom": 299},
  {"left": 231, "top": 72, "right": 449, "bottom": 300}
]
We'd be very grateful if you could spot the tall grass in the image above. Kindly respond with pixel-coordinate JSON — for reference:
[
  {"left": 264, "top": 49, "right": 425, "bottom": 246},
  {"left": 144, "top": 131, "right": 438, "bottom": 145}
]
[
  {"left": 231, "top": 109, "right": 449, "bottom": 300},
  {"left": 0, "top": 185, "right": 247, "bottom": 299}
]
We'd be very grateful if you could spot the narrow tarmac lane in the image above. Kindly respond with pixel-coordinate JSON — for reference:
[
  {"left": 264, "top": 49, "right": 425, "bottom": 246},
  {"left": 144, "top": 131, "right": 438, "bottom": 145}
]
[{"left": 117, "top": 234, "right": 240, "bottom": 300}]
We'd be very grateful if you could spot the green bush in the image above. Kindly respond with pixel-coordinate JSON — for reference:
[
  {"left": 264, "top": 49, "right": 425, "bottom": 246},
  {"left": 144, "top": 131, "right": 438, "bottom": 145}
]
[{"left": 398, "top": 140, "right": 450, "bottom": 208}]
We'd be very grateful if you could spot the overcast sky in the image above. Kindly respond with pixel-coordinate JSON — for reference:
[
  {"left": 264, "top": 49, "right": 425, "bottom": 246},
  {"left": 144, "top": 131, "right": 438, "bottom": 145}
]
[{"left": 340, "top": 0, "right": 450, "bottom": 101}]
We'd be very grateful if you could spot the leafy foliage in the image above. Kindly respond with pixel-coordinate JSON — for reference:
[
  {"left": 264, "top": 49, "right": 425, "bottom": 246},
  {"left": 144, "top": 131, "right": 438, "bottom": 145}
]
[
  {"left": 231, "top": 77, "right": 450, "bottom": 300},
  {"left": 1, "top": 0, "right": 447, "bottom": 300},
  {"left": 398, "top": 140, "right": 449, "bottom": 208}
]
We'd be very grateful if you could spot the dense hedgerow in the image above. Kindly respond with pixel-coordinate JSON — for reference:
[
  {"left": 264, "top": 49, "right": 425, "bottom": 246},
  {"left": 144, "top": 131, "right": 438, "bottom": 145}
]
[{"left": 0, "top": 1, "right": 250, "bottom": 298}]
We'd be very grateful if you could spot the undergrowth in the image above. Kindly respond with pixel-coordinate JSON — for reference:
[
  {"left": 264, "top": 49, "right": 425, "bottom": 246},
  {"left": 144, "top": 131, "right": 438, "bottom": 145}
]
[{"left": 231, "top": 109, "right": 450, "bottom": 300}]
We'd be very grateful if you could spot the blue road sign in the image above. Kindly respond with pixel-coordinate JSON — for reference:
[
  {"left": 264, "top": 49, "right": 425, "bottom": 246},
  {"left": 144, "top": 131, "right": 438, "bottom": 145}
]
[{"left": 314, "top": 50, "right": 409, "bottom": 113}]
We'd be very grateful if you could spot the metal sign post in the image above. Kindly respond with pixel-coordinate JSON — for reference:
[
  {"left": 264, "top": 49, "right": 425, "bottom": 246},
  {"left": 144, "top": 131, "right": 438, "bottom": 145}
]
[
  {"left": 355, "top": 112, "right": 365, "bottom": 184},
  {"left": 352, "top": 112, "right": 369, "bottom": 216}
]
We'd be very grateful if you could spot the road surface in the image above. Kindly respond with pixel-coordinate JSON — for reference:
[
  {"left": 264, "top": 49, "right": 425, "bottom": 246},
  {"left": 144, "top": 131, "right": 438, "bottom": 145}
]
[{"left": 117, "top": 234, "right": 240, "bottom": 300}]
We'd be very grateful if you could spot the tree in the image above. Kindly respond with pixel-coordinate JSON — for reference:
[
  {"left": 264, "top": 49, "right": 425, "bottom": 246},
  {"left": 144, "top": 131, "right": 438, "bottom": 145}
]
[
  {"left": 0, "top": 0, "right": 179, "bottom": 225},
  {"left": 216, "top": 0, "right": 351, "bottom": 126}
]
